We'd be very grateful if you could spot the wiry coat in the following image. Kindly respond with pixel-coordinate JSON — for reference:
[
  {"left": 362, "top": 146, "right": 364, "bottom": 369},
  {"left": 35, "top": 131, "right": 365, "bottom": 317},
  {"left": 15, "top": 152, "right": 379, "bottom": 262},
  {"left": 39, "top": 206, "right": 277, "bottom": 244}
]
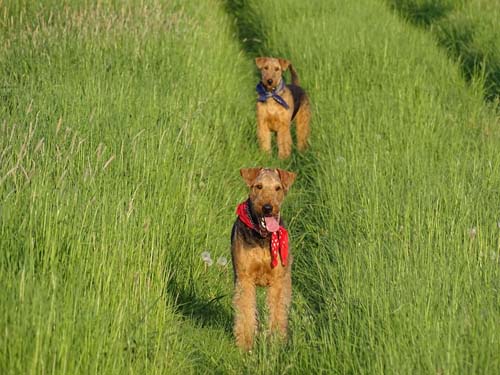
[
  {"left": 231, "top": 168, "right": 296, "bottom": 351},
  {"left": 255, "top": 57, "right": 311, "bottom": 159}
]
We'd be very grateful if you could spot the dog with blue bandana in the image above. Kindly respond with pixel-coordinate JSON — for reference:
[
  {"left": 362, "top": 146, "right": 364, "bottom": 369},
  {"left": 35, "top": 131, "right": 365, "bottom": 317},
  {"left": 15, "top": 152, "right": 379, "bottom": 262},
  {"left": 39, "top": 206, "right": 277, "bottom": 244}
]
[{"left": 255, "top": 57, "right": 311, "bottom": 159}]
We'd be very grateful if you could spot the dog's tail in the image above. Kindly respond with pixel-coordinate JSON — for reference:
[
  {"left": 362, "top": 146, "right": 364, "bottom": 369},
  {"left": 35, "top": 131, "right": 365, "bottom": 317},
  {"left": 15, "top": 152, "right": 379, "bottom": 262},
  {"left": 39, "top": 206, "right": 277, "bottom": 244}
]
[{"left": 289, "top": 64, "right": 300, "bottom": 86}]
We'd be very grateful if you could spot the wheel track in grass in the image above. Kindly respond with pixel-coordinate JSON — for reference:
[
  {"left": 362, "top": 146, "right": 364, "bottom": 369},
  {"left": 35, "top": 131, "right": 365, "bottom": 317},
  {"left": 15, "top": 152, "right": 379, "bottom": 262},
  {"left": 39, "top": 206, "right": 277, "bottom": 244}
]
[
  {"left": 387, "top": 0, "right": 500, "bottom": 106},
  {"left": 226, "top": 1, "right": 500, "bottom": 372},
  {"left": 224, "top": 0, "right": 334, "bottom": 331}
]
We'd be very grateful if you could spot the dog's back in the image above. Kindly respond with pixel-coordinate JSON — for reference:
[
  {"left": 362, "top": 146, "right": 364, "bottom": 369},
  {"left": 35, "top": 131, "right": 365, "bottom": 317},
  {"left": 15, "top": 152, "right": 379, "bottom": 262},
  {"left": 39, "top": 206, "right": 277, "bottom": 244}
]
[{"left": 287, "top": 83, "right": 306, "bottom": 120}]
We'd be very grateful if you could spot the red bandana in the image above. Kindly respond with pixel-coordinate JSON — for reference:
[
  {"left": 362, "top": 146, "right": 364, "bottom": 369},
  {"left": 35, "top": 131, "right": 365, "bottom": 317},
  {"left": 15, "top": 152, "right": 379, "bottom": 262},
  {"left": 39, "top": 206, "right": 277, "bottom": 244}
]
[{"left": 236, "top": 201, "right": 289, "bottom": 268}]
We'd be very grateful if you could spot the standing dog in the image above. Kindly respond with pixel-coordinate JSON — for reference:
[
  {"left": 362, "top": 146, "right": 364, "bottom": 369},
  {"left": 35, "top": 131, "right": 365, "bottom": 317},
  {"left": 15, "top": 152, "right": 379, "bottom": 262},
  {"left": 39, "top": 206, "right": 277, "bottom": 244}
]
[
  {"left": 231, "top": 167, "right": 296, "bottom": 351},
  {"left": 255, "top": 57, "right": 311, "bottom": 159}
]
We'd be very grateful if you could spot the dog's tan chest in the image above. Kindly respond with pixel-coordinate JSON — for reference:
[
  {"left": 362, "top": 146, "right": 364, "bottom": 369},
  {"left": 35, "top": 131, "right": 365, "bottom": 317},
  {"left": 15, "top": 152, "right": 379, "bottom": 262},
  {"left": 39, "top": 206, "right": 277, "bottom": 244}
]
[
  {"left": 257, "top": 93, "right": 293, "bottom": 132},
  {"left": 233, "top": 241, "right": 287, "bottom": 286}
]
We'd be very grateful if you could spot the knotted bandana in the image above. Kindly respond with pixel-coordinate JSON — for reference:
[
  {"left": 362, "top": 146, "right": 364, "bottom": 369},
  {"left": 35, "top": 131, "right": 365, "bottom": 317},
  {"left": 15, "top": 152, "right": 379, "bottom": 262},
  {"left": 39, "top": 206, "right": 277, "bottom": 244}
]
[
  {"left": 256, "top": 79, "right": 289, "bottom": 109},
  {"left": 236, "top": 200, "right": 289, "bottom": 268}
]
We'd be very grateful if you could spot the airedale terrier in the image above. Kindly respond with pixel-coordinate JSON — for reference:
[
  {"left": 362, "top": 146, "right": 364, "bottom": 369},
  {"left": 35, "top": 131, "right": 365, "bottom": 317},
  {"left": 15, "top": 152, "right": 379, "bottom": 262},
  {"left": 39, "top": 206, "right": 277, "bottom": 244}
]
[
  {"left": 231, "top": 167, "right": 296, "bottom": 351},
  {"left": 255, "top": 57, "right": 311, "bottom": 159}
]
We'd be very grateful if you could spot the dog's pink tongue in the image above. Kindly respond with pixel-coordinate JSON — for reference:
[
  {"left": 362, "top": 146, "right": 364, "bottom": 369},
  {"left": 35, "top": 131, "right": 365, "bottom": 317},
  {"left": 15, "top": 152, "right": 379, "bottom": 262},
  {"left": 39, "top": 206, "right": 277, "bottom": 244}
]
[{"left": 264, "top": 217, "right": 280, "bottom": 232}]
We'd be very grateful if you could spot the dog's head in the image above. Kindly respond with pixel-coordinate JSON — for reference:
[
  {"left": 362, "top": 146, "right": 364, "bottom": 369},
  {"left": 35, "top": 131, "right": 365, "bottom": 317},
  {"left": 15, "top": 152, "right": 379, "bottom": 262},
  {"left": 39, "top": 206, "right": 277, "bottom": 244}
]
[
  {"left": 240, "top": 167, "right": 296, "bottom": 233},
  {"left": 255, "top": 57, "right": 290, "bottom": 91}
]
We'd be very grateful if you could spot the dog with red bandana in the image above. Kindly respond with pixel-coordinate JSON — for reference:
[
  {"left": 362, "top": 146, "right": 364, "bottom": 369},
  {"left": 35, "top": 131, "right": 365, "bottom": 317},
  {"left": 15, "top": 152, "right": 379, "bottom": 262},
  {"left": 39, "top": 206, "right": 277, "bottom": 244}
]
[{"left": 231, "top": 167, "right": 296, "bottom": 351}]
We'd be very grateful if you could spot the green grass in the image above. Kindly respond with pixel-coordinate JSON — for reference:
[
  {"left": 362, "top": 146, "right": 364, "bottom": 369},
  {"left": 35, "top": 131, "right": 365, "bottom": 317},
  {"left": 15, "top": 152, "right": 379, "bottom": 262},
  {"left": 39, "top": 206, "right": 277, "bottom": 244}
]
[
  {"left": 388, "top": 0, "right": 500, "bottom": 104},
  {"left": 1, "top": 0, "right": 499, "bottom": 374},
  {"left": 252, "top": 1, "right": 499, "bottom": 373},
  {"left": 1, "top": 0, "right": 261, "bottom": 373}
]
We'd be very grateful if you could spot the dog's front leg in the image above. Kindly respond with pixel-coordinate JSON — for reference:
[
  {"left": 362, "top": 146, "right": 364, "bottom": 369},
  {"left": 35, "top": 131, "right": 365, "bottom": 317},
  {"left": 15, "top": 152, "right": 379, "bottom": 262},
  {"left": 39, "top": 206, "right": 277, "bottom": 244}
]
[
  {"left": 267, "top": 271, "right": 291, "bottom": 340},
  {"left": 257, "top": 119, "right": 272, "bottom": 155},
  {"left": 233, "top": 279, "right": 257, "bottom": 351},
  {"left": 277, "top": 126, "right": 292, "bottom": 159}
]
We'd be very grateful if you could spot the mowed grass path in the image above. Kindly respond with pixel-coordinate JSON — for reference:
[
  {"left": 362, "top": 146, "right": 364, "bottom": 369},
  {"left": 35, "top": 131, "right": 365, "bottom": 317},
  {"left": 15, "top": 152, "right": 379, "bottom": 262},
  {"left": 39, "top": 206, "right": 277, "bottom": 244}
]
[{"left": 1, "top": 0, "right": 499, "bottom": 374}]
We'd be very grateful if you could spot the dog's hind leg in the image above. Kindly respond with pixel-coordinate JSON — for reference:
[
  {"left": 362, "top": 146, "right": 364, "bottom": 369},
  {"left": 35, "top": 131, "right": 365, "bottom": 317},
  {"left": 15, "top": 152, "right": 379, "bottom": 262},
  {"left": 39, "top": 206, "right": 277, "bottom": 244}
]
[{"left": 233, "top": 279, "right": 257, "bottom": 351}]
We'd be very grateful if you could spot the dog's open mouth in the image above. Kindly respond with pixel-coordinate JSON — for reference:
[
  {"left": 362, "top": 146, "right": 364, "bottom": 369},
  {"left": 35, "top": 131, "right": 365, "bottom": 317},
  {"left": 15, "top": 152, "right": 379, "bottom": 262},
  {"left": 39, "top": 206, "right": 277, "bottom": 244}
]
[{"left": 260, "top": 215, "right": 280, "bottom": 233}]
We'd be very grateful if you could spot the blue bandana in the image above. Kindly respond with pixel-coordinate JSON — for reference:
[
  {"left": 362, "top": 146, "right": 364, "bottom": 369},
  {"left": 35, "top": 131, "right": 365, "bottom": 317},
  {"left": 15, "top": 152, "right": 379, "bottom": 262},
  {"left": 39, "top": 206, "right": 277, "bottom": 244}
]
[{"left": 256, "top": 79, "right": 289, "bottom": 109}]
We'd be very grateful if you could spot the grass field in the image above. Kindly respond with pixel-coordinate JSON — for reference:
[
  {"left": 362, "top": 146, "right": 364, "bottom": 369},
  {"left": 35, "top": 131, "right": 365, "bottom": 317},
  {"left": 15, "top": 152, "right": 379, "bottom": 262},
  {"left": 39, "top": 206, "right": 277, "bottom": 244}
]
[
  {"left": 388, "top": 0, "right": 500, "bottom": 103},
  {"left": 1, "top": 0, "right": 499, "bottom": 374}
]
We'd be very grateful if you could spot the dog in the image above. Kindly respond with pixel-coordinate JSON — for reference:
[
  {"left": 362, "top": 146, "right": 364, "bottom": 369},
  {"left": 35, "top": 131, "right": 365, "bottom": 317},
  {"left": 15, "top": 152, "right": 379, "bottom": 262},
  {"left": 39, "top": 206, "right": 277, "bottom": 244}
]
[
  {"left": 231, "top": 167, "right": 296, "bottom": 351},
  {"left": 255, "top": 57, "right": 311, "bottom": 159}
]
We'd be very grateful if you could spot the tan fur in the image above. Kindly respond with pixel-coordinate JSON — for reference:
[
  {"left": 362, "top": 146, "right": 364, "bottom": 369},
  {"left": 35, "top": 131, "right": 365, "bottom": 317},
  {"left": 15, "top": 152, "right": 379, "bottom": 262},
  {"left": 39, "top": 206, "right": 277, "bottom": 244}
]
[
  {"left": 255, "top": 57, "right": 311, "bottom": 159},
  {"left": 232, "top": 168, "right": 296, "bottom": 351}
]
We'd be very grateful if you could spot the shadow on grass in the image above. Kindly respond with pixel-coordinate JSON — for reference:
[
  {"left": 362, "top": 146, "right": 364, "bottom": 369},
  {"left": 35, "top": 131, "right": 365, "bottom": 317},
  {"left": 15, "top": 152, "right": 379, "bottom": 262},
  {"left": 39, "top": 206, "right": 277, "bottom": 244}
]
[
  {"left": 387, "top": 0, "right": 452, "bottom": 26},
  {"left": 435, "top": 19, "right": 500, "bottom": 103},
  {"left": 166, "top": 275, "right": 233, "bottom": 334},
  {"left": 388, "top": 0, "right": 500, "bottom": 105}
]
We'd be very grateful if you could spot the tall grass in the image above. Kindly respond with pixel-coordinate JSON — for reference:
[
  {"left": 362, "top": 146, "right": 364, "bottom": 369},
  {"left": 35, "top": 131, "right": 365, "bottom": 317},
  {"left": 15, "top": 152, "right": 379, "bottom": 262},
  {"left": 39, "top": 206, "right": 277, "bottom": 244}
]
[
  {"left": 388, "top": 0, "right": 500, "bottom": 104},
  {"left": 1, "top": 0, "right": 261, "bottom": 373},
  {"left": 1, "top": 0, "right": 499, "bottom": 374},
  {"left": 249, "top": 0, "right": 500, "bottom": 373}
]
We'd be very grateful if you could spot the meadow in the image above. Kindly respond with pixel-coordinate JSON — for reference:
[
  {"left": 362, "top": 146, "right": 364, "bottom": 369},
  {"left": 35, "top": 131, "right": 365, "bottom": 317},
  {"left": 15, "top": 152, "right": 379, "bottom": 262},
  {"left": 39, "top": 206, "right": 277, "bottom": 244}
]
[
  {"left": 389, "top": 0, "right": 500, "bottom": 103},
  {"left": 1, "top": 0, "right": 499, "bottom": 374}
]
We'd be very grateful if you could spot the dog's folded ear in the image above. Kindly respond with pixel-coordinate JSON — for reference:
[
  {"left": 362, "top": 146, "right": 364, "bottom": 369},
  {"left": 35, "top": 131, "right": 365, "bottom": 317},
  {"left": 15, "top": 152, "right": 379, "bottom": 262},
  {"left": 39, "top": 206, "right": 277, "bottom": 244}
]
[
  {"left": 277, "top": 169, "right": 296, "bottom": 193},
  {"left": 255, "top": 57, "right": 266, "bottom": 69},
  {"left": 278, "top": 58, "right": 290, "bottom": 71},
  {"left": 240, "top": 168, "right": 262, "bottom": 187}
]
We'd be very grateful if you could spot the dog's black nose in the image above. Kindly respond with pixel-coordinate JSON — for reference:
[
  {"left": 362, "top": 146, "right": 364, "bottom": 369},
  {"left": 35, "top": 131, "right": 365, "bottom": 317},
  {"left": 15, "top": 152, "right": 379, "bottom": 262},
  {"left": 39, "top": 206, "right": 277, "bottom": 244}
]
[
  {"left": 262, "top": 204, "right": 273, "bottom": 215},
  {"left": 267, "top": 79, "right": 273, "bottom": 85}
]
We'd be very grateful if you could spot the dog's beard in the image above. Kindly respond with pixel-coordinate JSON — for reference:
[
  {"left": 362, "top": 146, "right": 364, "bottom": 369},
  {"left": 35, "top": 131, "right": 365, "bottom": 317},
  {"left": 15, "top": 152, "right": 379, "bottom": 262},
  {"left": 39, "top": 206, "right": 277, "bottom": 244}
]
[
  {"left": 263, "top": 83, "right": 274, "bottom": 91},
  {"left": 265, "top": 83, "right": 278, "bottom": 91}
]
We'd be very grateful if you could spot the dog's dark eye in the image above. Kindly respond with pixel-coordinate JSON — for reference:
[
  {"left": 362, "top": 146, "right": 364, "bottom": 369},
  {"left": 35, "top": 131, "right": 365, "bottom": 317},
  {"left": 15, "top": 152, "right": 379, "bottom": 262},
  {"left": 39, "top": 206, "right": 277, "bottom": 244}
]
[
  {"left": 275, "top": 186, "right": 282, "bottom": 191},
  {"left": 274, "top": 67, "right": 279, "bottom": 72},
  {"left": 264, "top": 66, "right": 269, "bottom": 70},
  {"left": 255, "top": 184, "right": 263, "bottom": 190}
]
